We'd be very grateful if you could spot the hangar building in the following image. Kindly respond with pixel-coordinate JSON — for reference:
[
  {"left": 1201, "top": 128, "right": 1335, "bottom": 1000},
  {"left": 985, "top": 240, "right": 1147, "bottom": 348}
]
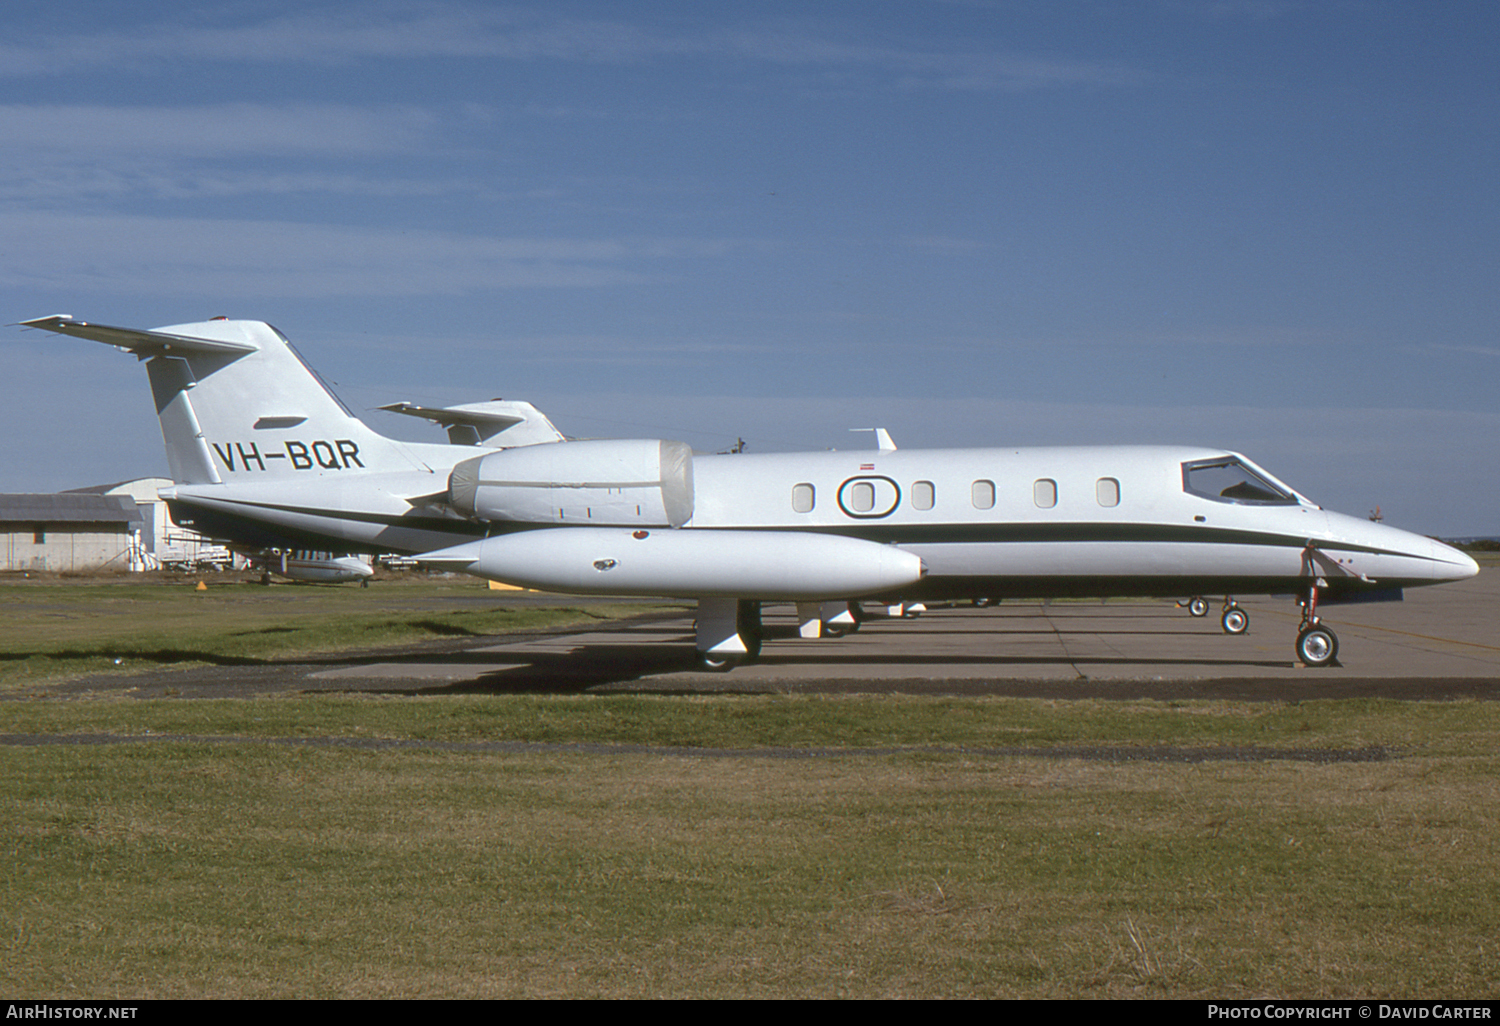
[
  {"left": 1, "top": 480, "right": 229, "bottom": 573},
  {"left": 67, "top": 479, "right": 229, "bottom": 570},
  {"left": 0, "top": 492, "right": 145, "bottom": 573}
]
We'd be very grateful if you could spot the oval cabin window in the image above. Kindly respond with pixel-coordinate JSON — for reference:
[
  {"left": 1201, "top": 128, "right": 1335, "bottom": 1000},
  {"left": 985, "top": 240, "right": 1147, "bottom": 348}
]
[
  {"left": 912, "top": 480, "right": 934, "bottom": 511},
  {"left": 850, "top": 481, "right": 875, "bottom": 513},
  {"left": 1034, "top": 479, "right": 1057, "bottom": 509},
  {"left": 1096, "top": 477, "right": 1120, "bottom": 507}
]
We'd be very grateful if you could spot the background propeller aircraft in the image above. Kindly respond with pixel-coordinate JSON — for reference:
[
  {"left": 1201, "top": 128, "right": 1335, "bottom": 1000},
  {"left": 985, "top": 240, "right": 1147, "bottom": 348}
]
[
  {"left": 243, "top": 549, "right": 374, "bottom": 586},
  {"left": 22, "top": 315, "right": 1478, "bottom": 670}
]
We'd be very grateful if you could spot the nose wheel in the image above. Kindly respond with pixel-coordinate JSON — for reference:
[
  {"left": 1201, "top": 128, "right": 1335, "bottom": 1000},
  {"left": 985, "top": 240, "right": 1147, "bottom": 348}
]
[
  {"left": 1296, "top": 624, "right": 1339, "bottom": 667},
  {"left": 1295, "top": 583, "right": 1340, "bottom": 667}
]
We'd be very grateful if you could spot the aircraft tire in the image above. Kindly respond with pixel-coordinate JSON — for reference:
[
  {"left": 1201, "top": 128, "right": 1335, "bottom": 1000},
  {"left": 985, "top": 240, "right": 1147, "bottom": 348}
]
[
  {"left": 1221, "top": 607, "right": 1249, "bottom": 634},
  {"left": 696, "top": 652, "right": 739, "bottom": 673},
  {"left": 1296, "top": 626, "right": 1339, "bottom": 667},
  {"left": 1188, "top": 597, "right": 1210, "bottom": 617}
]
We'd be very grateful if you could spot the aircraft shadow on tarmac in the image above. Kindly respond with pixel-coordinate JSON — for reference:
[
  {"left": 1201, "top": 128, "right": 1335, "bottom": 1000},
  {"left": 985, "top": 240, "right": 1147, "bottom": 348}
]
[
  {"left": 28, "top": 607, "right": 1497, "bottom": 702},
  {"left": 307, "top": 628, "right": 1296, "bottom": 698}
]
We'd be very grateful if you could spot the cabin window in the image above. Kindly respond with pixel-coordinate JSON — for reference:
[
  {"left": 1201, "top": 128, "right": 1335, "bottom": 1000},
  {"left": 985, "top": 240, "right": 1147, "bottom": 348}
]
[
  {"left": 849, "top": 481, "right": 875, "bottom": 513},
  {"left": 912, "top": 480, "right": 934, "bottom": 510},
  {"left": 1096, "top": 477, "right": 1120, "bottom": 507},
  {"left": 792, "top": 483, "right": 815, "bottom": 513},
  {"left": 971, "top": 480, "right": 995, "bottom": 510},
  {"left": 1182, "top": 458, "right": 1297, "bottom": 505},
  {"left": 1034, "top": 479, "right": 1057, "bottom": 509}
]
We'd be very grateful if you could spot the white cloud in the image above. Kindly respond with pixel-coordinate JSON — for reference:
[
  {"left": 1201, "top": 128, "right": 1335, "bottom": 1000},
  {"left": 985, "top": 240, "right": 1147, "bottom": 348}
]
[
  {"left": 1427, "top": 344, "right": 1500, "bottom": 359},
  {"left": 0, "top": 102, "right": 528, "bottom": 205},
  {"left": 0, "top": 210, "right": 743, "bottom": 296},
  {"left": 0, "top": 3, "right": 1147, "bottom": 92},
  {"left": 0, "top": 167, "right": 492, "bottom": 204},
  {"left": 0, "top": 103, "right": 440, "bottom": 157}
]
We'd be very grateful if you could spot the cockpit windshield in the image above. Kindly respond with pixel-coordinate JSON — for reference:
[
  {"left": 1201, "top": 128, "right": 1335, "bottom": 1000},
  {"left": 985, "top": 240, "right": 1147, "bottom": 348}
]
[{"left": 1182, "top": 457, "right": 1298, "bottom": 505}]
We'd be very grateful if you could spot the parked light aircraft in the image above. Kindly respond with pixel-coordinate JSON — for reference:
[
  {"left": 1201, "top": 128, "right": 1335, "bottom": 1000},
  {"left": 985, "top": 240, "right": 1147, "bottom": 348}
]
[
  {"left": 246, "top": 549, "right": 374, "bottom": 585},
  {"left": 21, "top": 315, "right": 1479, "bottom": 670}
]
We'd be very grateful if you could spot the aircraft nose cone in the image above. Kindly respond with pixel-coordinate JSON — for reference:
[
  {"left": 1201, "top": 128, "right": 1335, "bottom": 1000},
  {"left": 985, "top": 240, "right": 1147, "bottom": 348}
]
[{"left": 1433, "top": 540, "right": 1480, "bottom": 581}]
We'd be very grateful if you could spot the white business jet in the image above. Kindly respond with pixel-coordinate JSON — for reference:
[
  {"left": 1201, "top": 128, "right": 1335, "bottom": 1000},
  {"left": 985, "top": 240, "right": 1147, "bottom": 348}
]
[{"left": 21, "top": 315, "right": 1478, "bottom": 670}]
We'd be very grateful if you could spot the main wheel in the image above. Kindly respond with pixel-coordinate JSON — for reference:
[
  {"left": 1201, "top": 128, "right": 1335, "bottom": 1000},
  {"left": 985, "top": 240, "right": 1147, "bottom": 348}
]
[
  {"left": 696, "top": 652, "right": 739, "bottom": 673},
  {"left": 1188, "top": 597, "right": 1210, "bottom": 617},
  {"left": 1221, "top": 607, "right": 1249, "bottom": 634},
  {"left": 1296, "top": 625, "right": 1339, "bottom": 667}
]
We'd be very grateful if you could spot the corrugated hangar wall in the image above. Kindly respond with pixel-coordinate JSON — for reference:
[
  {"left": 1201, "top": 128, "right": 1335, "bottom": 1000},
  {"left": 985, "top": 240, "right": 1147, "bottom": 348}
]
[{"left": 0, "top": 494, "right": 143, "bottom": 572}]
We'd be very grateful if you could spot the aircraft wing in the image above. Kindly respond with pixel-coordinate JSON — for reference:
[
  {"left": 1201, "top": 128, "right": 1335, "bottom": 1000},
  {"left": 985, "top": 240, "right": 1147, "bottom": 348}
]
[{"left": 19, "top": 316, "right": 258, "bottom": 356}]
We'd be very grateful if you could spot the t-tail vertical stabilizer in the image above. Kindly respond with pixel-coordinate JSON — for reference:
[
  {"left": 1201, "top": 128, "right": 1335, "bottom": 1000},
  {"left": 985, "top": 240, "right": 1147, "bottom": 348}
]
[{"left": 21, "top": 316, "right": 419, "bottom": 484}]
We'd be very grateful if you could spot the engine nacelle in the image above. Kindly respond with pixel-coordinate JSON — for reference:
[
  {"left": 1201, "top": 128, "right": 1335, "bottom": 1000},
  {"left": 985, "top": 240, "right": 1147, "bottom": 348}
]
[{"left": 448, "top": 439, "right": 694, "bottom": 527}]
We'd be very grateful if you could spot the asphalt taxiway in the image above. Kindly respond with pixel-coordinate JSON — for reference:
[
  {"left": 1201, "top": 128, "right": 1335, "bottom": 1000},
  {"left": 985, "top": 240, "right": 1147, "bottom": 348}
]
[{"left": 29, "top": 567, "right": 1499, "bottom": 701}]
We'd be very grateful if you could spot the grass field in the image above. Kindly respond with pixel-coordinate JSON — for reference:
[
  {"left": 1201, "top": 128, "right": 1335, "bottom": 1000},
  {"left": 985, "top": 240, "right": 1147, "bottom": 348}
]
[
  {"left": 0, "top": 572, "right": 670, "bottom": 690},
  {"left": 3, "top": 576, "right": 1498, "bottom": 998}
]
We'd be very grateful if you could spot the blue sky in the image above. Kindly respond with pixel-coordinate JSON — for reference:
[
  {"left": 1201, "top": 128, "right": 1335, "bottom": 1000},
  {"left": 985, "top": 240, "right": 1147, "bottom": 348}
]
[{"left": 3, "top": 1, "right": 1496, "bottom": 535}]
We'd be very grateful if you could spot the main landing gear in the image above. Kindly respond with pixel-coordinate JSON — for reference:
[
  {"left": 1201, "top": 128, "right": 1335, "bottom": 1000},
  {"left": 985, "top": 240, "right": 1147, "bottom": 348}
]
[
  {"left": 694, "top": 598, "right": 763, "bottom": 672},
  {"left": 696, "top": 599, "right": 865, "bottom": 670},
  {"left": 796, "top": 601, "right": 859, "bottom": 639}
]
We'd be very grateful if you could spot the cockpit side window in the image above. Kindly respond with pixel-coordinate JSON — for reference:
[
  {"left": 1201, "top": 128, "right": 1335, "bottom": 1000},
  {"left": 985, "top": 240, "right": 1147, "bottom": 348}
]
[{"left": 1182, "top": 458, "right": 1297, "bottom": 505}]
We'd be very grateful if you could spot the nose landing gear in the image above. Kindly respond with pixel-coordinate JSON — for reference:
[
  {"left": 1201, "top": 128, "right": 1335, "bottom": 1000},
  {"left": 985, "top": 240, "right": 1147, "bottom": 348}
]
[
  {"left": 1295, "top": 584, "right": 1339, "bottom": 668},
  {"left": 1296, "top": 623, "right": 1339, "bottom": 666}
]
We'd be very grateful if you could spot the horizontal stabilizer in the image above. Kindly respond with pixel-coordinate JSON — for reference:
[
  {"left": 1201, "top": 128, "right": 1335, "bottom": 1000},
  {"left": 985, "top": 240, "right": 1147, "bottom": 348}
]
[
  {"left": 20, "top": 316, "right": 258, "bottom": 356},
  {"left": 380, "top": 399, "right": 565, "bottom": 446}
]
